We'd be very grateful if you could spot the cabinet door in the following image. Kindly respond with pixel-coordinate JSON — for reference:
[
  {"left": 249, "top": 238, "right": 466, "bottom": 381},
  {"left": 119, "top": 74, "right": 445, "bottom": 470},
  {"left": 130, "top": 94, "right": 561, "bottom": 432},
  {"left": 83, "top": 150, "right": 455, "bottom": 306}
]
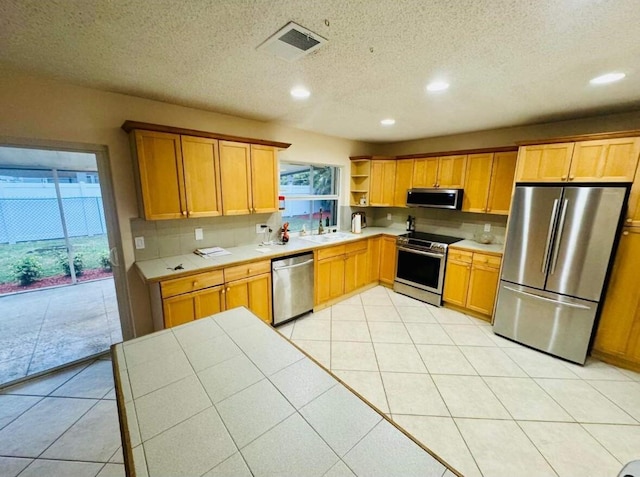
[
  {"left": 163, "top": 293, "right": 196, "bottom": 328},
  {"left": 437, "top": 155, "right": 467, "bottom": 188},
  {"left": 442, "top": 260, "right": 471, "bottom": 307},
  {"left": 195, "top": 286, "right": 226, "bottom": 319},
  {"left": 316, "top": 255, "right": 345, "bottom": 304},
  {"left": 594, "top": 228, "right": 640, "bottom": 357},
  {"left": 393, "top": 160, "right": 414, "bottom": 207},
  {"left": 344, "top": 248, "right": 368, "bottom": 293},
  {"left": 368, "top": 237, "right": 381, "bottom": 283},
  {"left": 251, "top": 145, "right": 278, "bottom": 214},
  {"left": 462, "top": 153, "right": 493, "bottom": 213},
  {"left": 627, "top": 174, "right": 640, "bottom": 227},
  {"left": 486, "top": 151, "right": 517, "bottom": 215},
  {"left": 219, "top": 141, "right": 252, "bottom": 215},
  {"left": 413, "top": 158, "right": 439, "bottom": 188},
  {"left": 379, "top": 236, "right": 397, "bottom": 285},
  {"left": 369, "top": 160, "right": 397, "bottom": 206},
  {"left": 570, "top": 138, "right": 640, "bottom": 182},
  {"left": 466, "top": 255, "right": 501, "bottom": 317},
  {"left": 225, "top": 280, "right": 249, "bottom": 311},
  {"left": 134, "top": 130, "right": 186, "bottom": 220},
  {"left": 181, "top": 136, "right": 222, "bottom": 217},
  {"left": 516, "top": 143, "right": 574, "bottom": 182},
  {"left": 247, "top": 273, "right": 272, "bottom": 324}
]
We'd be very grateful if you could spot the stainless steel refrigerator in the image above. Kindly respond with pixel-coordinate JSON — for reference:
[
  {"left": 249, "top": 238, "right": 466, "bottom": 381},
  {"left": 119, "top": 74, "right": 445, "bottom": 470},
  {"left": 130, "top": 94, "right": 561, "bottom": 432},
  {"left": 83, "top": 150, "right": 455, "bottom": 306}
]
[{"left": 493, "top": 185, "right": 627, "bottom": 364}]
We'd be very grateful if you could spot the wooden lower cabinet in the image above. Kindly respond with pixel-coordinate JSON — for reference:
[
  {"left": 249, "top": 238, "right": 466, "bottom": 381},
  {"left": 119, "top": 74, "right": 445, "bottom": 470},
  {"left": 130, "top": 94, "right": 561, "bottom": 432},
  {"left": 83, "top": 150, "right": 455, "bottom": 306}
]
[
  {"left": 368, "top": 237, "right": 381, "bottom": 282},
  {"left": 593, "top": 228, "right": 640, "bottom": 370},
  {"left": 345, "top": 247, "right": 368, "bottom": 294},
  {"left": 163, "top": 285, "right": 225, "bottom": 328},
  {"left": 443, "top": 249, "right": 501, "bottom": 320},
  {"left": 379, "top": 236, "right": 397, "bottom": 285},
  {"left": 160, "top": 260, "right": 272, "bottom": 327},
  {"left": 226, "top": 273, "right": 272, "bottom": 324},
  {"left": 316, "top": 254, "right": 346, "bottom": 304}
]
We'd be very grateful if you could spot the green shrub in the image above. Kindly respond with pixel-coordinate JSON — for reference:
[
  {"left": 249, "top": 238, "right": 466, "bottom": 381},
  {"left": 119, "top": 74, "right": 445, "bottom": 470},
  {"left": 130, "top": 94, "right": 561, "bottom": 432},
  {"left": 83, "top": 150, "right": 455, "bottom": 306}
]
[
  {"left": 13, "top": 255, "right": 43, "bottom": 286},
  {"left": 59, "top": 253, "right": 84, "bottom": 276},
  {"left": 99, "top": 251, "right": 112, "bottom": 271}
]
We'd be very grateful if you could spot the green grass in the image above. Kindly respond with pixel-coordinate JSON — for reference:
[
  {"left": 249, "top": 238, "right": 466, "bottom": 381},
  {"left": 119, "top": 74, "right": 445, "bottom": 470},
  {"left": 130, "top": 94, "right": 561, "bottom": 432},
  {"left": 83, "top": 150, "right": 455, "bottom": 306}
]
[{"left": 0, "top": 235, "right": 110, "bottom": 284}]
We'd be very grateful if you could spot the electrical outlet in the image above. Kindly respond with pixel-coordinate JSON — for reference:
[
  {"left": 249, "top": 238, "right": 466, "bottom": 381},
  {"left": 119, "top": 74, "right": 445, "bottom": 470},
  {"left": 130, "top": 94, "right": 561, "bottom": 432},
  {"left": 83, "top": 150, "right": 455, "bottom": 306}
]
[
  {"left": 195, "top": 228, "right": 203, "bottom": 240},
  {"left": 387, "top": 213, "right": 392, "bottom": 220},
  {"left": 134, "top": 236, "right": 145, "bottom": 250},
  {"left": 256, "top": 223, "right": 268, "bottom": 234},
  {"left": 484, "top": 223, "right": 491, "bottom": 232}
]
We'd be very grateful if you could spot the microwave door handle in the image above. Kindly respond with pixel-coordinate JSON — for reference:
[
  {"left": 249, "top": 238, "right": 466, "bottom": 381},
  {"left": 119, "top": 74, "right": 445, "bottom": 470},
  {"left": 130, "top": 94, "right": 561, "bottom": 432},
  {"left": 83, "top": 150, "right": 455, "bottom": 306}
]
[
  {"left": 550, "top": 199, "right": 569, "bottom": 275},
  {"left": 541, "top": 199, "right": 559, "bottom": 275}
]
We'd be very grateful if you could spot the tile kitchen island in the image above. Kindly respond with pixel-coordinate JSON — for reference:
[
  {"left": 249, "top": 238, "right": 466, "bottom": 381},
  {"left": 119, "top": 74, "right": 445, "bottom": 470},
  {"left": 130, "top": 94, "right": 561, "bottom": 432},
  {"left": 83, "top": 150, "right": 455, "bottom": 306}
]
[{"left": 112, "top": 307, "right": 458, "bottom": 476}]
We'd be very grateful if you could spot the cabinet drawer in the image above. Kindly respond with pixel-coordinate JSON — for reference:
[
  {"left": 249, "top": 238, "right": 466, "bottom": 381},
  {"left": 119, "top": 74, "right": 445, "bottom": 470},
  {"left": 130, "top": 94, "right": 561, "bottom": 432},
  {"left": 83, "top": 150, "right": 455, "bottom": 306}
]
[
  {"left": 317, "top": 244, "right": 346, "bottom": 261},
  {"left": 472, "top": 253, "right": 502, "bottom": 269},
  {"left": 161, "top": 269, "right": 224, "bottom": 298},
  {"left": 345, "top": 240, "right": 368, "bottom": 254},
  {"left": 224, "top": 259, "right": 270, "bottom": 282},
  {"left": 448, "top": 249, "right": 473, "bottom": 264}
]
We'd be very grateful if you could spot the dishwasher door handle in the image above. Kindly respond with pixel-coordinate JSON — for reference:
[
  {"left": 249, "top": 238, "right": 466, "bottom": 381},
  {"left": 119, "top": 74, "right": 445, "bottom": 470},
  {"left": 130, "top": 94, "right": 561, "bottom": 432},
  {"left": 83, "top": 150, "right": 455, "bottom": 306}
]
[{"left": 273, "top": 259, "right": 314, "bottom": 271}]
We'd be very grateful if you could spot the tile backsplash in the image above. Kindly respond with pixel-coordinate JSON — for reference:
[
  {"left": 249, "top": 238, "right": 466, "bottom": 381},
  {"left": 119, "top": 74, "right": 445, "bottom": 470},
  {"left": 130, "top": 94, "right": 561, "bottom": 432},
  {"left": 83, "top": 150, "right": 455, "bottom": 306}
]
[
  {"left": 131, "top": 213, "right": 280, "bottom": 261},
  {"left": 341, "top": 206, "right": 507, "bottom": 243}
]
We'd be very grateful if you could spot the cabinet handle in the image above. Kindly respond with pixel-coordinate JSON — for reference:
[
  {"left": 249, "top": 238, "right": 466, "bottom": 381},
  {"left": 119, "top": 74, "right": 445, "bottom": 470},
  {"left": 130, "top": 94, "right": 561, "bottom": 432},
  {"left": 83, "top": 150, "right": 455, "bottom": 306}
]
[
  {"left": 561, "top": 176, "right": 567, "bottom": 181},
  {"left": 623, "top": 231, "right": 629, "bottom": 236},
  {"left": 182, "top": 211, "right": 187, "bottom": 216},
  {"left": 193, "top": 281, "right": 199, "bottom": 287},
  {"left": 221, "top": 289, "right": 226, "bottom": 294},
  {"left": 569, "top": 176, "right": 575, "bottom": 181},
  {"left": 433, "top": 183, "right": 437, "bottom": 187},
  {"left": 626, "top": 218, "right": 632, "bottom": 223},
  {"left": 487, "top": 208, "right": 491, "bottom": 212},
  {"left": 248, "top": 269, "right": 252, "bottom": 273},
  {"left": 226, "top": 287, "right": 231, "bottom": 292}
]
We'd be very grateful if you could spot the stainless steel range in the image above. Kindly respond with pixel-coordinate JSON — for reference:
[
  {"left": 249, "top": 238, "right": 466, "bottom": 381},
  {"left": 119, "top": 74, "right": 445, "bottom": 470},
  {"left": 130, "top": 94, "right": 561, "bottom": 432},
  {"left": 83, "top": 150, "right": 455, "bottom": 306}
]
[{"left": 394, "top": 232, "right": 463, "bottom": 306}]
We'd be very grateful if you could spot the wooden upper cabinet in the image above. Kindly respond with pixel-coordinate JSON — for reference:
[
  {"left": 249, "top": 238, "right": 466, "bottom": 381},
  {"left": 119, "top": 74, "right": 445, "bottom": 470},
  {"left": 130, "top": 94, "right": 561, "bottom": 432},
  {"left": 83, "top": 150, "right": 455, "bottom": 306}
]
[
  {"left": 486, "top": 151, "right": 517, "bottom": 215},
  {"left": 219, "top": 141, "right": 252, "bottom": 215},
  {"left": 570, "top": 138, "right": 640, "bottom": 182},
  {"left": 181, "top": 136, "right": 222, "bottom": 218},
  {"left": 393, "top": 160, "right": 414, "bottom": 207},
  {"left": 134, "top": 130, "right": 186, "bottom": 220},
  {"left": 462, "top": 153, "right": 493, "bottom": 213},
  {"left": 437, "top": 155, "right": 467, "bottom": 188},
  {"left": 413, "top": 157, "right": 439, "bottom": 188},
  {"left": 594, "top": 228, "right": 640, "bottom": 361},
  {"left": 250, "top": 145, "right": 278, "bottom": 214},
  {"left": 628, "top": 173, "right": 640, "bottom": 228},
  {"left": 369, "top": 160, "right": 397, "bottom": 206},
  {"left": 516, "top": 143, "right": 575, "bottom": 182}
]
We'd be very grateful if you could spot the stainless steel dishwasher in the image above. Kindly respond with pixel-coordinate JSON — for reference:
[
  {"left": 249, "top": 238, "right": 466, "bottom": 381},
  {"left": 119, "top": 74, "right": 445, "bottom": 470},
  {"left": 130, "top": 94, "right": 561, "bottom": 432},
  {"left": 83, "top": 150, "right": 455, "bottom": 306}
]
[{"left": 272, "top": 252, "right": 314, "bottom": 326}]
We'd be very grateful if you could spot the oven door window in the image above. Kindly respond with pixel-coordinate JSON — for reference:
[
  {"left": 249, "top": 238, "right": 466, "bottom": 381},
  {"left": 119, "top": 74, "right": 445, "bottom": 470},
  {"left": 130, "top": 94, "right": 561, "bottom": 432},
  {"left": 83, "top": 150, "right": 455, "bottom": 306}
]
[{"left": 396, "top": 248, "right": 443, "bottom": 292}]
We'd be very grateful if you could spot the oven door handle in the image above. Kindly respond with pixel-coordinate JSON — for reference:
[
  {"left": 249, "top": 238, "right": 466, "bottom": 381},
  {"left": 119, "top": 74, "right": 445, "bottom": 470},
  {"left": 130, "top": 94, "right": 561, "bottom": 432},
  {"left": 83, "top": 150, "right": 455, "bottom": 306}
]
[{"left": 397, "top": 247, "right": 444, "bottom": 259}]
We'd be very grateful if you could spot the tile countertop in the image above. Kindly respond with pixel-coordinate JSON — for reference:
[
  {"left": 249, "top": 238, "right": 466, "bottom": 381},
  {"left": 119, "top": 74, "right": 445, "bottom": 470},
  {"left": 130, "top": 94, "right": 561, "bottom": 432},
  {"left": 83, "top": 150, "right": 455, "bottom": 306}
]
[
  {"left": 450, "top": 239, "right": 504, "bottom": 255},
  {"left": 111, "top": 307, "right": 457, "bottom": 477},
  {"left": 135, "top": 227, "right": 406, "bottom": 283}
]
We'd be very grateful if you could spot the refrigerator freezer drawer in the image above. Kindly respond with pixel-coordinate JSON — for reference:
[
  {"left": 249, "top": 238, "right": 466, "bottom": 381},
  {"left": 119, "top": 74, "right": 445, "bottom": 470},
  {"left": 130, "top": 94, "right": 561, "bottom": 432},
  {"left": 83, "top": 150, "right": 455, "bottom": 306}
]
[{"left": 493, "top": 281, "right": 597, "bottom": 364}]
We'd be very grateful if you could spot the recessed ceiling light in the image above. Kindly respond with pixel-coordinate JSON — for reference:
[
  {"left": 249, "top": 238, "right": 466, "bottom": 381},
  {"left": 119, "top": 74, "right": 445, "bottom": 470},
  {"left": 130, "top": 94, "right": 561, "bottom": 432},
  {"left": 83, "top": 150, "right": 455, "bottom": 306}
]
[
  {"left": 590, "top": 72, "right": 625, "bottom": 85},
  {"left": 426, "top": 81, "right": 450, "bottom": 92},
  {"left": 380, "top": 118, "right": 396, "bottom": 126},
  {"left": 290, "top": 87, "right": 311, "bottom": 99}
]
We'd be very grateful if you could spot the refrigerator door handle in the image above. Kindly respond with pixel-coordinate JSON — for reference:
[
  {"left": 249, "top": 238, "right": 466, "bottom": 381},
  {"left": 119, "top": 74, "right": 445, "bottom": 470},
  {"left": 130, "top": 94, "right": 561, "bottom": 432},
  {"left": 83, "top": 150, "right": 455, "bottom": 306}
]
[
  {"left": 550, "top": 199, "right": 569, "bottom": 275},
  {"left": 541, "top": 199, "right": 560, "bottom": 274},
  {"left": 503, "top": 286, "right": 591, "bottom": 310}
]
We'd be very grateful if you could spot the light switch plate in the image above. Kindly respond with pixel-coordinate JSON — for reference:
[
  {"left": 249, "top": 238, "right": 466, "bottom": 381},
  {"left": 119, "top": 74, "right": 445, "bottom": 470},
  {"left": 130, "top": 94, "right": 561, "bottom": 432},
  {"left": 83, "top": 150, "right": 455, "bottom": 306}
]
[
  {"left": 484, "top": 223, "right": 491, "bottom": 232},
  {"left": 134, "top": 236, "right": 145, "bottom": 249},
  {"left": 195, "top": 228, "right": 203, "bottom": 240},
  {"left": 387, "top": 213, "right": 392, "bottom": 220},
  {"left": 256, "top": 224, "right": 268, "bottom": 234}
]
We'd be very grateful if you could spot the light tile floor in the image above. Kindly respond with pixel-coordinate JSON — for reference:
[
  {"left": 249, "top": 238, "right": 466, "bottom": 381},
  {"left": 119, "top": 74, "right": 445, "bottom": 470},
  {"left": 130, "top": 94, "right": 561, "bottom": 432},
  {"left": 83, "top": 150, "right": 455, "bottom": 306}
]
[
  {"left": 277, "top": 286, "right": 640, "bottom": 477},
  {"left": 0, "top": 279, "right": 122, "bottom": 386},
  {"left": 0, "top": 354, "right": 124, "bottom": 477}
]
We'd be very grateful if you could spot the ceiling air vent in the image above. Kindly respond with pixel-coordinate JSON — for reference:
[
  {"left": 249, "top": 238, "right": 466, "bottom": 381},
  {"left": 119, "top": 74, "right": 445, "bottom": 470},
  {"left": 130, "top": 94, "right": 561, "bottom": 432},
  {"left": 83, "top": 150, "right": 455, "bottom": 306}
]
[{"left": 257, "top": 22, "right": 327, "bottom": 62}]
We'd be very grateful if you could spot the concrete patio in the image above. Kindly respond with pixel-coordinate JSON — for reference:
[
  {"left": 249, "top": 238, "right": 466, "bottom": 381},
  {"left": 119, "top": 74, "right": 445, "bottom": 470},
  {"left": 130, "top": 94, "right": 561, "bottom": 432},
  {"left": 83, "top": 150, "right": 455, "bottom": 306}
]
[{"left": 0, "top": 278, "right": 122, "bottom": 386}]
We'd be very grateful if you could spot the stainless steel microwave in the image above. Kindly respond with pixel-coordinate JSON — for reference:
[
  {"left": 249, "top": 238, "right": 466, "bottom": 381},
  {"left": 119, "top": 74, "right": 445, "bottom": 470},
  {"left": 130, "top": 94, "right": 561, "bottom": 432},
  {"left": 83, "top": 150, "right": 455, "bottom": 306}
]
[{"left": 406, "top": 188, "right": 463, "bottom": 210}]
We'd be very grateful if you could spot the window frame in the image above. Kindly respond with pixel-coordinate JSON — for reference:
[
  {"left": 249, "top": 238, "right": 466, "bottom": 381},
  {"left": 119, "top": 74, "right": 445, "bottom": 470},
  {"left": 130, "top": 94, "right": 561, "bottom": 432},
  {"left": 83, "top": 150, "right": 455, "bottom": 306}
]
[{"left": 278, "top": 161, "right": 341, "bottom": 232}]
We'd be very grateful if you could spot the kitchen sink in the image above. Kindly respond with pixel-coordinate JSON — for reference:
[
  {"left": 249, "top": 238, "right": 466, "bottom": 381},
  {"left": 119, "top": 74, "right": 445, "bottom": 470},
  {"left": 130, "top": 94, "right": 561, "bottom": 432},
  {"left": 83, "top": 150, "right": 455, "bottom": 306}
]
[{"left": 299, "top": 232, "right": 353, "bottom": 244}]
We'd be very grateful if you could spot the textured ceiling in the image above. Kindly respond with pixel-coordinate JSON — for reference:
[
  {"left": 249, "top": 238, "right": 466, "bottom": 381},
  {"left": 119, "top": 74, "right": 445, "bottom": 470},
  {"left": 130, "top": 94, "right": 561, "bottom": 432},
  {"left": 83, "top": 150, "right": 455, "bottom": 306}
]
[{"left": 1, "top": 0, "right": 639, "bottom": 142}]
